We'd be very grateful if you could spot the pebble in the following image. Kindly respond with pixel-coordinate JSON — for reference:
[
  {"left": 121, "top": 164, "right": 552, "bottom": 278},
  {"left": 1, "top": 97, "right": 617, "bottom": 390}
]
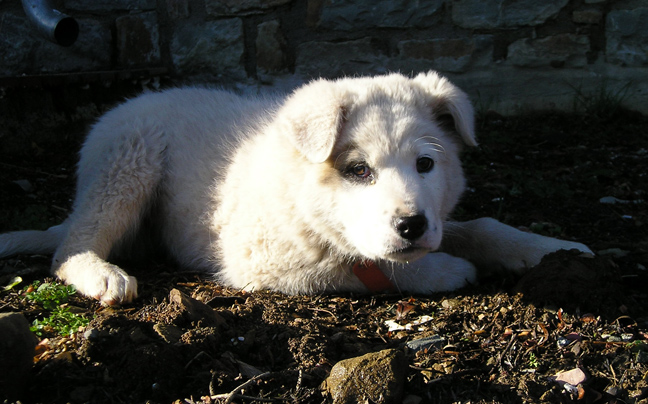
[
  {"left": 606, "top": 386, "right": 623, "bottom": 397},
  {"left": 553, "top": 367, "right": 587, "bottom": 386},
  {"left": 597, "top": 248, "right": 629, "bottom": 258},
  {"left": 84, "top": 328, "right": 100, "bottom": 340},
  {"left": 83, "top": 327, "right": 110, "bottom": 341},
  {"left": 557, "top": 336, "right": 571, "bottom": 348},
  {"left": 153, "top": 323, "right": 184, "bottom": 343},
  {"left": 636, "top": 351, "right": 648, "bottom": 364},
  {"left": 169, "top": 288, "right": 225, "bottom": 327},
  {"left": 405, "top": 335, "right": 444, "bottom": 353},
  {"left": 599, "top": 196, "right": 644, "bottom": 204},
  {"left": 12, "top": 179, "right": 33, "bottom": 193}
]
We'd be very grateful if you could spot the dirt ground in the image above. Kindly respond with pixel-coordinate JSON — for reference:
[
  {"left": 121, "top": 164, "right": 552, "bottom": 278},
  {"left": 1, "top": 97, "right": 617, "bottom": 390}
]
[{"left": 1, "top": 89, "right": 647, "bottom": 403}]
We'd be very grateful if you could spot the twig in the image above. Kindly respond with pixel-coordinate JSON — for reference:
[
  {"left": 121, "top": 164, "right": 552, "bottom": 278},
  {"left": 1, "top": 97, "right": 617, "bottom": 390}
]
[
  {"left": 306, "top": 307, "right": 338, "bottom": 321},
  {"left": 213, "top": 394, "right": 275, "bottom": 403},
  {"left": 423, "top": 368, "right": 483, "bottom": 384},
  {"left": 291, "top": 369, "right": 303, "bottom": 404},
  {"left": 499, "top": 332, "right": 518, "bottom": 371},
  {"left": 185, "top": 351, "right": 212, "bottom": 370},
  {"left": 211, "top": 372, "right": 274, "bottom": 403}
]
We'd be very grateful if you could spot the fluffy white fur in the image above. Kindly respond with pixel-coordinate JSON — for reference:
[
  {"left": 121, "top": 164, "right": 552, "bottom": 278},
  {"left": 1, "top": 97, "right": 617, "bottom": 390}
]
[{"left": 0, "top": 72, "right": 591, "bottom": 305}]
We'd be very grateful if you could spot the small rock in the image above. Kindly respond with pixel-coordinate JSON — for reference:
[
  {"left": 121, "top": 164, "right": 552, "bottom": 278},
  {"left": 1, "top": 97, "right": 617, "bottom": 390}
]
[
  {"left": 557, "top": 336, "right": 571, "bottom": 348},
  {"left": 600, "top": 196, "right": 627, "bottom": 204},
  {"left": 597, "top": 248, "right": 629, "bottom": 258},
  {"left": 636, "top": 351, "right": 648, "bottom": 364},
  {"left": 83, "top": 328, "right": 101, "bottom": 340},
  {"left": 322, "top": 349, "right": 406, "bottom": 404},
  {"left": 70, "top": 385, "right": 94, "bottom": 402},
  {"left": 0, "top": 312, "right": 39, "bottom": 401},
  {"left": 552, "top": 367, "right": 587, "bottom": 386},
  {"left": 129, "top": 327, "right": 150, "bottom": 343},
  {"left": 599, "top": 196, "right": 644, "bottom": 204},
  {"left": 441, "top": 298, "right": 460, "bottom": 309},
  {"left": 235, "top": 359, "right": 265, "bottom": 378},
  {"left": 606, "top": 386, "right": 623, "bottom": 397},
  {"left": 153, "top": 323, "right": 184, "bottom": 343},
  {"left": 621, "top": 333, "right": 634, "bottom": 342},
  {"left": 405, "top": 335, "right": 444, "bottom": 353},
  {"left": 402, "top": 395, "right": 423, "bottom": 404},
  {"left": 169, "top": 288, "right": 226, "bottom": 327},
  {"left": 12, "top": 179, "right": 33, "bottom": 192},
  {"left": 83, "top": 327, "right": 111, "bottom": 341}
]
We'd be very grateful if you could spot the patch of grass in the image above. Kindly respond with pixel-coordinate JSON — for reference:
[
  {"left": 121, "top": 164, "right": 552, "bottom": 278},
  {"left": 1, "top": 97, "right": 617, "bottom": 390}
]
[
  {"left": 570, "top": 81, "right": 631, "bottom": 121},
  {"left": 24, "top": 281, "right": 90, "bottom": 337}
]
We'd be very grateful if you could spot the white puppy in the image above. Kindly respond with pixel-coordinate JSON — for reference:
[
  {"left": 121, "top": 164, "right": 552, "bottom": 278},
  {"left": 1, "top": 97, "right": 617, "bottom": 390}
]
[{"left": 0, "top": 72, "right": 591, "bottom": 305}]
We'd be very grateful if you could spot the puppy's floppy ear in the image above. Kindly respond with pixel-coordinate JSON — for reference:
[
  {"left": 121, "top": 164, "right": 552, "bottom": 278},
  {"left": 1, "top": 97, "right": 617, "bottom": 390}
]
[
  {"left": 277, "top": 79, "right": 349, "bottom": 163},
  {"left": 413, "top": 71, "right": 478, "bottom": 147}
]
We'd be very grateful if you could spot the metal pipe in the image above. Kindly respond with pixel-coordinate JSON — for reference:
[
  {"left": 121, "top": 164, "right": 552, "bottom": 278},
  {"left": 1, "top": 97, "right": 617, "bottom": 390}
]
[{"left": 22, "top": 0, "right": 79, "bottom": 47}]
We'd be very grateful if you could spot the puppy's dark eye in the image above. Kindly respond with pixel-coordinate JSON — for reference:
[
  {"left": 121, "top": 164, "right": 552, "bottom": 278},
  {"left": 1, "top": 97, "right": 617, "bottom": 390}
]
[
  {"left": 345, "top": 163, "right": 373, "bottom": 181},
  {"left": 416, "top": 157, "right": 434, "bottom": 173},
  {"left": 351, "top": 164, "right": 372, "bottom": 179}
]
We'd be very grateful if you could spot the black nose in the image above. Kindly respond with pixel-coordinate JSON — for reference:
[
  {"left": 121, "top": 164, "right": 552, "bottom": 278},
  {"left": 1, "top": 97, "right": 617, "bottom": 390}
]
[{"left": 395, "top": 214, "right": 428, "bottom": 240}]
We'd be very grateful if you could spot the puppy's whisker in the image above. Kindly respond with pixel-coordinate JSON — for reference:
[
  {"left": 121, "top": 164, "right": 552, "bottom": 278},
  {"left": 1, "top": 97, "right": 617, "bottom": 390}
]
[{"left": 415, "top": 136, "right": 447, "bottom": 154}]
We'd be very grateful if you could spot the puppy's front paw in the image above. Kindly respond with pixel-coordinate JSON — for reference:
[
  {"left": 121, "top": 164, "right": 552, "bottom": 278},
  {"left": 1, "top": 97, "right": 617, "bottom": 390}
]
[
  {"left": 54, "top": 252, "right": 138, "bottom": 305},
  {"left": 397, "top": 253, "right": 477, "bottom": 293},
  {"left": 428, "top": 254, "right": 478, "bottom": 291},
  {"left": 90, "top": 264, "right": 138, "bottom": 306}
]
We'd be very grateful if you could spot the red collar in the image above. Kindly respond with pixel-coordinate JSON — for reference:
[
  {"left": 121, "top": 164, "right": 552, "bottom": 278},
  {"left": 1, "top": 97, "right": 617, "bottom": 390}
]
[{"left": 352, "top": 260, "right": 396, "bottom": 293}]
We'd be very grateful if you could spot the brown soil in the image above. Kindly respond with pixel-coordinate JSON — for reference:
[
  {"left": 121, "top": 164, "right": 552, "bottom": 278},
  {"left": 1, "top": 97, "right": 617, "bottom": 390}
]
[{"left": 1, "top": 101, "right": 647, "bottom": 403}]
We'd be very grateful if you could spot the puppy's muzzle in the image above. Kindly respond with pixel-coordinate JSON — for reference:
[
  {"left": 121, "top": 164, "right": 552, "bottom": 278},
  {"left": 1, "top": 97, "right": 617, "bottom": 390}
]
[{"left": 394, "top": 214, "right": 428, "bottom": 240}]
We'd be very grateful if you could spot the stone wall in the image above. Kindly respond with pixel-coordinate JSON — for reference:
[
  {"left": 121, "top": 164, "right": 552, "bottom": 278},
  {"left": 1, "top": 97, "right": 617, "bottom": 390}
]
[{"left": 1, "top": 0, "right": 647, "bottom": 114}]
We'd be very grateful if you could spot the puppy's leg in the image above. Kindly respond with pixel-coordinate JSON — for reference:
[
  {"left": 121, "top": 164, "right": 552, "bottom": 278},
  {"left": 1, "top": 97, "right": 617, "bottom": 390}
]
[
  {"left": 0, "top": 224, "right": 67, "bottom": 258},
  {"left": 53, "top": 134, "right": 163, "bottom": 305},
  {"left": 441, "top": 217, "right": 593, "bottom": 274},
  {"left": 381, "top": 253, "right": 477, "bottom": 293}
]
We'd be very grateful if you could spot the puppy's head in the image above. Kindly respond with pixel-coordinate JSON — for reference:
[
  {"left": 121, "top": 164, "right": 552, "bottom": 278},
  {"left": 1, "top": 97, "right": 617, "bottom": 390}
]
[{"left": 277, "top": 71, "right": 477, "bottom": 263}]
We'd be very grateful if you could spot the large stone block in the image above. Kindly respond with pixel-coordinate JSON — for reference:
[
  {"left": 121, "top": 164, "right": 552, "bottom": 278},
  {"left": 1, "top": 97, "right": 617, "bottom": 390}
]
[
  {"left": 205, "top": 0, "right": 291, "bottom": 16},
  {"left": 295, "top": 38, "right": 388, "bottom": 79},
  {"left": 397, "top": 36, "right": 493, "bottom": 73},
  {"left": 171, "top": 19, "right": 245, "bottom": 79},
  {"left": 445, "top": 65, "right": 648, "bottom": 115},
  {"left": 508, "top": 34, "right": 590, "bottom": 68},
  {"left": 0, "top": 12, "right": 38, "bottom": 76},
  {"left": 65, "top": 0, "right": 156, "bottom": 12},
  {"left": 166, "top": 0, "right": 190, "bottom": 19},
  {"left": 256, "top": 20, "right": 288, "bottom": 73},
  {"left": 317, "top": 0, "right": 444, "bottom": 30},
  {"left": 116, "top": 12, "right": 161, "bottom": 67},
  {"left": 452, "top": 0, "right": 569, "bottom": 29},
  {"left": 606, "top": 8, "right": 648, "bottom": 66},
  {"left": 572, "top": 8, "right": 602, "bottom": 24}
]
